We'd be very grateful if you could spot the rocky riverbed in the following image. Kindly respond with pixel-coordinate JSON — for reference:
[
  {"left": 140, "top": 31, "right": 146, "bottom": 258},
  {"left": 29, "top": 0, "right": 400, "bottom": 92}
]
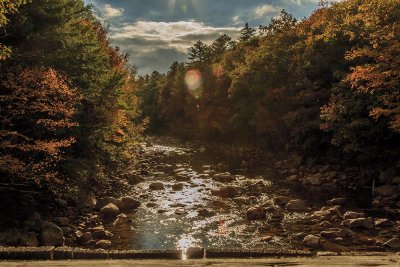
[{"left": 1, "top": 136, "right": 400, "bottom": 253}]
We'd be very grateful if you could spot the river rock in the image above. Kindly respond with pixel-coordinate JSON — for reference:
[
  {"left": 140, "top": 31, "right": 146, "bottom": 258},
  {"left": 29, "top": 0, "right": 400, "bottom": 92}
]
[
  {"left": 246, "top": 206, "right": 266, "bottom": 220},
  {"left": 286, "top": 175, "right": 298, "bottom": 181},
  {"left": 90, "top": 226, "right": 105, "bottom": 232},
  {"left": 40, "top": 221, "right": 65, "bottom": 246},
  {"left": 78, "top": 232, "right": 93, "bottom": 244},
  {"left": 172, "top": 183, "right": 184, "bottom": 191},
  {"left": 374, "top": 185, "right": 396, "bottom": 197},
  {"left": 303, "top": 235, "right": 321, "bottom": 248},
  {"left": 176, "top": 174, "right": 191, "bottom": 181},
  {"left": 100, "top": 203, "right": 120, "bottom": 218},
  {"left": 92, "top": 230, "right": 113, "bottom": 240},
  {"left": 313, "top": 209, "right": 332, "bottom": 220},
  {"left": 285, "top": 199, "right": 308, "bottom": 211},
  {"left": 197, "top": 208, "right": 216, "bottom": 217},
  {"left": 96, "top": 197, "right": 124, "bottom": 210},
  {"left": 149, "top": 182, "right": 165, "bottom": 190},
  {"left": 326, "top": 198, "right": 346, "bottom": 206},
  {"left": 61, "top": 227, "right": 72, "bottom": 235},
  {"left": 120, "top": 197, "right": 141, "bottom": 210},
  {"left": 146, "top": 202, "right": 157, "bottom": 207},
  {"left": 96, "top": 239, "right": 112, "bottom": 249},
  {"left": 20, "top": 232, "right": 39, "bottom": 247},
  {"left": 274, "top": 196, "right": 291, "bottom": 206},
  {"left": 175, "top": 208, "right": 187, "bottom": 215},
  {"left": 384, "top": 238, "right": 400, "bottom": 249},
  {"left": 53, "top": 217, "right": 70, "bottom": 227},
  {"left": 341, "top": 218, "right": 374, "bottom": 229},
  {"left": 343, "top": 211, "right": 365, "bottom": 219},
  {"left": 211, "top": 186, "right": 238, "bottom": 198},
  {"left": 303, "top": 174, "right": 323, "bottom": 185},
  {"left": 319, "top": 221, "right": 332, "bottom": 228},
  {"left": 374, "top": 218, "right": 393, "bottom": 227},
  {"left": 320, "top": 230, "right": 348, "bottom": 239},
  {"left": 212, "top": 173, "right": 235, "bottom": 183}
]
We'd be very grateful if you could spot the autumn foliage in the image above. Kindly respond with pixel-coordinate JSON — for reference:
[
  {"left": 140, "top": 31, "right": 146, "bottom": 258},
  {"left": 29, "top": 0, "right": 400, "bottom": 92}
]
[
  {"left": 0, "top": 67, "right": 77, "bottom": 188},
  {"left": 0, "top": 0, "right": 144, "bottom": 195}
]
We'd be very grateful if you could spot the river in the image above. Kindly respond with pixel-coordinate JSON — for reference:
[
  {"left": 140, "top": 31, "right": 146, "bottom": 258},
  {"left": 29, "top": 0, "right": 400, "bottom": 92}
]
[{"left": 104, "top": 137, "right": 395, "bottom": 254}]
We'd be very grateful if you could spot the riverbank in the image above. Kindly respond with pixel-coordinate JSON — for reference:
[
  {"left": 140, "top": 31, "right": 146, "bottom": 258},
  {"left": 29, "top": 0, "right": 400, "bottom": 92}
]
[{"left": 1, "top": 136, "right": 399, "bottom": 254}]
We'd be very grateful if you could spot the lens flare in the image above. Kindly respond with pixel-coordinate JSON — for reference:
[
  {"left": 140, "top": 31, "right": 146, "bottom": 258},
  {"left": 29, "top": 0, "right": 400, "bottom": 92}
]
[
  {"left": 185, "top": 70, "right": 202, "bottom": 98},
  {"left": 212, "top": 64, "right": 224, "bottom": 78}
]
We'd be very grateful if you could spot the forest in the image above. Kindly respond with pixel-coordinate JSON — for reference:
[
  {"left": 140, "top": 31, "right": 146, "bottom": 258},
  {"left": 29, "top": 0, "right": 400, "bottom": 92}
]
[
  {"left": 0, "top": 0, "right": 400, "bottom": 255},
  {"left": 0, "top": 0, "right": 145, "bottom": 198},
  {"left": 138, "top": 0, "right": 400, "bottom": 186}
]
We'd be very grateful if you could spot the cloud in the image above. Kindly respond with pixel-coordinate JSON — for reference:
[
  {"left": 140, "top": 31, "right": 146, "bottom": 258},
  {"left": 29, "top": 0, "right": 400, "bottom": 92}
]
[
  {"left": 102, "top": 4, "right": 124, "bottom": 18},
  {"left": 109, "top": 21, "right": 240, "bottom": 74},
  {"left": 111, "top": 20, "right": 239, "bottom": 53},
  {"left": 254, "top": 4, "right": 281, "bottom": 18},
  {"left": 83, "top": 0, "right": 327, "bottom": 74}
]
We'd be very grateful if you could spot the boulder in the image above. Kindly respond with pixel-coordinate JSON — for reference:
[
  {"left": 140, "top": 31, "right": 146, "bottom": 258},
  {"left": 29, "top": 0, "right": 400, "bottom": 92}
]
[
  {"left": 384, "top": 238, "right": 400, "bottom": 249},
  {"left": 285, "top": 199, "right": 308, "bottom": 211},
  {"left": 343, "top": 211, "right": 365, "bottom": 219},
  {"left": 374, "top": 185, "right": 396, "bottom": 197},
  {"left": 40, "top": 221, "right": 65, "bottom": 246},
  {"left": 172, "top": 183, "right": 184, "bottom": 191},
  {"left": 96, "top": 197, "right": 124, "bottom": 210},
  {"left": 20, "top": 232, "right": 39, "bottom": 247},
  {"left": 120, "top": 197, "right": 141, "bottom": 211},
  {"left": 303, "top": 235, "right": 321, "bottom": 248},
  {"left": 0, "top": 228, "right": 22, "bottom": 245},
  {"left": 341, "top": 218, "right": 374, "bottom": 229},
  {"left": 95, "top": 239, "right": 112, "bottom": 249},
  {"left": 100, "top": 203, "right": 120, "bottom": 218},
  {"left": 246, "top": 207, "right": 266, "bottom": 220},
  {"left": 149, "top": 182, "right": 165, "bottom": 190},
  {"left": 326, "top": 198, "right": 346, "bottom": 206}
]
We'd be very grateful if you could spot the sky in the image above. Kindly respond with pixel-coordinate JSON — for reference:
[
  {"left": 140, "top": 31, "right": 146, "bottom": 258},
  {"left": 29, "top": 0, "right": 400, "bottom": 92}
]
[{"left": 83, "top": 0, "right": 323, "bottom": 75}]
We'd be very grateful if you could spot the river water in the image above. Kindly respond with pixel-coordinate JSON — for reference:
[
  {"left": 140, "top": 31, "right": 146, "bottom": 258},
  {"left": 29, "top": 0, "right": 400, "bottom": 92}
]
[{"left": 105, "top": 137, "right": 386, "bottom": 253}]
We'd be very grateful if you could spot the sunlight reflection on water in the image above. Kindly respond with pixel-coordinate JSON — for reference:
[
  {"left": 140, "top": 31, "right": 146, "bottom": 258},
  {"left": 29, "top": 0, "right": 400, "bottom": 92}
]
[{"left": 177, "top": 234, "right": 200, "bottom": 260}]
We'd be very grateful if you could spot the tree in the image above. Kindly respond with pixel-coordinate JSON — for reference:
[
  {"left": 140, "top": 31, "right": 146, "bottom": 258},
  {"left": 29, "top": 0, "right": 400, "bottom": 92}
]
[
  {"left": 0, "top": 0, "right": 30, "bottom": 60},
  {"left": 210, "top": 34, "right": 232, "bottom": 60},
  {"left": 0, "top": 67, "right": 78, "bottom": 192},
  {"left": 239, "top": 23, "right": 256, "bottom": 42},
  {"left": 188, "top": 40, "right": 211, "bottom": 64}
]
